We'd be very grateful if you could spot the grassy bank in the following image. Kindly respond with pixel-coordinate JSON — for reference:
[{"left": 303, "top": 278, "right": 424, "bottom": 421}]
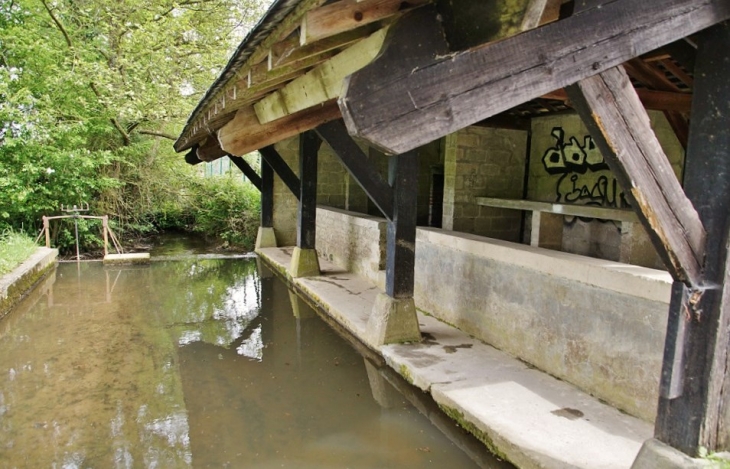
[{"left": 0, "top": 231, "right": 38, "bottom": 276}]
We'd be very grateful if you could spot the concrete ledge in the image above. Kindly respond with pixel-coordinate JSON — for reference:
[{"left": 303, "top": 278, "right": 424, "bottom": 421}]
[
  {"left": 103, "top": 253, "right": 151, "bottom": 265},
  {"left": 417, "top": 227, "right": 671, "bottom": 303},
  {"left": 0, "top": 247, "right": 58, "bottom": 319},
  {"left": 256, "top": 247, "right": 653, "bottom": 469}
]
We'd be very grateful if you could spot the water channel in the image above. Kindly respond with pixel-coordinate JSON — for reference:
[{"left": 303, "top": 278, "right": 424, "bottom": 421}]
[{"left": 0, "top": 244, "right": 511, "bottom": 468}]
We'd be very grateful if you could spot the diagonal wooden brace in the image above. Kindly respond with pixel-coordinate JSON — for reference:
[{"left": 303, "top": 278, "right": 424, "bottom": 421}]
[{"left": 566, "top": 66, "right": 706, "bottom": 288}]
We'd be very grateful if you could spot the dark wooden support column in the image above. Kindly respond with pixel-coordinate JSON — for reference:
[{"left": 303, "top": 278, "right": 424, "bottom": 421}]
[
  {"left": 229, "top": 155, "right": 262, "bottom": 191},
  {"left": 366, "top": 150, "right": 421, "bottom": 346},
  {"left": 259, "top": 145, "right": 300, "bottom": 200},
  {"left": 289, "top": 132, "right": 322, "bottom": 278},
  {"left": 385, "top": 151, "right": 418, "bottom": 298},
  {"left": 297, "top": 131, "right": 321, "bottom": 250},
  {"left": 565, "top": 66, "right": 706, "bottom": 288},
  {"left": 651, "top": 22, "right": 730, "bottom": 457},
  {"left": 255, "top": 160, "right": 276, "bottom": 250},
  {"left": 316, "top": 120, "right": 394, "bottom": 220}
]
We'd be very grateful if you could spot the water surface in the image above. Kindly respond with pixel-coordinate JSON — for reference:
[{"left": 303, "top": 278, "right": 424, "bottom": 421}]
[{"left": 0, "top": 258, "right": 510, "bottom": 468}]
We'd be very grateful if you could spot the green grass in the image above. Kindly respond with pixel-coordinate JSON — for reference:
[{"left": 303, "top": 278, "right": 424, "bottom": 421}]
[{"left": 0, "top": 230, "right": 38, "bottom": 276}]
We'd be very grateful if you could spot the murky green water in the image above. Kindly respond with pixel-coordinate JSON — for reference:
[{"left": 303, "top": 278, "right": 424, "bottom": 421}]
[{"left": 0, "top": 257, "right": 509, "bottom": 468}]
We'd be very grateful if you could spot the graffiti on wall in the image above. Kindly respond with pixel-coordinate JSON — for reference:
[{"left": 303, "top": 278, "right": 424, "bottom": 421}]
[{"left": 541, "top": 127, "right": 628, "bottom": 210}]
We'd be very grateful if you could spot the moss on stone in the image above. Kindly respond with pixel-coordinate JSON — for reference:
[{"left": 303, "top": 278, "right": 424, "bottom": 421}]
[
  {"left": 438, "top": 403, "right": 511, "bottom": 463},
  {"left": 1, "top": 251, "right": 57, "bottom": 319}
]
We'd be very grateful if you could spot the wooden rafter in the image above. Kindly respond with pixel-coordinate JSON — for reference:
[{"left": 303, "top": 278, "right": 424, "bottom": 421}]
[
  {"left": 339, "top": 0, "right": 730, "bottom": 154},
  {"left": 300, "top": 0, "right": 430, "bottom": 45},
  {"left": 566, "top": 66, "right": 706, "bottom": 287},
  {"left": 196, "top": 136, "right": 227, "bottom": 162},
  {"left": 218, "top": 100, "right": 342, "bottom": 157},
  {"left": 541, "top": 87, "right": 693, "bottom": 112},
  {"left": 259, "top": 146, "right": 301, "bottom": 199},
  {"left": 255, "top": 27, "right": 388, "bottom": 124}
]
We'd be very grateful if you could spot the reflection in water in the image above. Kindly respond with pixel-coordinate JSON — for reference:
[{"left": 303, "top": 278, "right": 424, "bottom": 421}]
[{"left": 0, "top": 258, "right": 509, "bottom": 468}]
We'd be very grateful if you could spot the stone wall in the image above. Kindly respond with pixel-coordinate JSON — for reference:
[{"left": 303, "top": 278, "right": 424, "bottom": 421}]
[
  {"left": 315, "top": 207, "right": 386, "bottom": 286},
  {"left": 526, "top": 112, "right": 684, "bottom": 268},
  {"left": 414, "top": 227, "right": 671, "bottom": 422},
  {"left": 271, "top": 137, "right": 299, "bottom": 247},
  {"left": 442, "top": 126, "right": 528, "bottom": 241}
]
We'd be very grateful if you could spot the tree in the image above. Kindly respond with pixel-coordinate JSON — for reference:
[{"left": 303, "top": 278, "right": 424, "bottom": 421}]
[{"left": 0, "top": 0, "right": 269, "bottom": 248}]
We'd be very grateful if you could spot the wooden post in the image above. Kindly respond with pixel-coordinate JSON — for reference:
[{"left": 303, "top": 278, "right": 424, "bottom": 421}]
[
  {"left": 297, "top": 131, "right": 321, "bottom": 250},
  {"left": 43, "top": 216, "right": 50, "bottom": 248},
  {"left": 385, "top": 150, "right": 419, "bottom": 299},
  {"left": 653, "top": 22, "right": 730, "bottom": 456},
  {"left": 103, "top": 216, "right": 108, "bottom": 258},
  {"left": 261, "top": 160, "right": 274, "bottom": 228}
]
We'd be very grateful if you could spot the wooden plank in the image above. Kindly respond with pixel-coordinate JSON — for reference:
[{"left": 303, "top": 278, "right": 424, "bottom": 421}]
[
  {"left": 261, "top": 160, "right": 274, "bottom": 227},
  {"left": 229, "top": 155, "right": 262, "bottom": 191},
  {"left": 655, "top": 22, "right": 730, "bottom": 456},
  {"left": 218, "top": 100, "right": 341, "bottom": 157},
  {"left": 340, "top": 0, "right": 730, "bottom": 155},
  {"left": 249, "top": 51, "right": 335, "bottom": 88},
  {"left": 297, "top": 131, "right": 321, "bottom": 249},
  {"left": 273, "top": 25, "right": 379, "bottom": 69},
  {"left": 259, "top": 146, "right": 301, "bottom": 200},
  {"left": 541, "top": 87, "right": 693, "bottom": 112},
  {"left": 196, "top": 136, "right": 228, "bottom": 162},
  {"left": 385, "top": 150, "right": 419, "bottom": 298},
  {"left": 255, "top": 28, "right": 387, "bottom": 124},
  {"left": 301, "top": 0, "right": 429, "bottom": 45},
  {"left": 315, "top": 120, "right": 394, "bottom": 220},
  {"left": 520, "top": 0, "right": 562, "bottom": 31},
  {"left": 566, "top": 65, "right": 706, "bottom": 287},
  {"left": 474, "top": 197, "right": 639, "bottom": 222}
]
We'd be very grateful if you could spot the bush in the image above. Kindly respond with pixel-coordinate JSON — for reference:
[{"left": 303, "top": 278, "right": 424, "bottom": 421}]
[{"left": 0, "top": 230, "right": 38, "bottom": 275}]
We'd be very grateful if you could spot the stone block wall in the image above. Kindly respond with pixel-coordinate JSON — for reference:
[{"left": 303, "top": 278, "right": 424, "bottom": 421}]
[
  {"left": 526, "top": 111, "right": 684, "bottom": 268},
  {"left": 271, "top": 137, "right": 299, "bottom": 247},
  {"left": 414, "top": 228, "right": 672, "bottom": 423},
  {"left": 442, "top": 126, "right": 528, "bottom": 241},
  {"left": 315, "top": 207, "right": 386, "bottom": 285}
]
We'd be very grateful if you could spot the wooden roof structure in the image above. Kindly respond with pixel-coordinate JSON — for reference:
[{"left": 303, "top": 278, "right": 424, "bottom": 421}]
[{"left": 176, "top": 0, "right": 730, "bottom": 459}]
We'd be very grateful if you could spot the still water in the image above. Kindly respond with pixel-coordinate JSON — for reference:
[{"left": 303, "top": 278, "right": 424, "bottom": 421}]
[{"left": 0, "top": 256, "right": 510, "bottom": 468}]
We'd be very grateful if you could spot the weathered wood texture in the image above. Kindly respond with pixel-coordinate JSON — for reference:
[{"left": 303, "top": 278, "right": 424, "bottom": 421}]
[
  {"left": 218, "top": 100, "right": 341, "bottom": 157},
  {"left": 340, "top": 0, "right": 730, "bottom": 154},
  {"left": 385, "top": 150, "right": 419, "bottom": 298},
  {"left": 315, "top": 120, "right": 393, "bottom": 220},
  {"left": 520, "top": 0, "right": 561, "bottom": 30},
  {"left": 301, "top": 0, "right": 429, "bottom": 45},
  {"left": 297, "top": 131, "right": 321, "bottom": 249},
  {"left": 259, "top": 145, "right": 301, "bottom": 200},
  {"left": 541, "top": 88, "right": 693, "bottom": 112},
  {"left": 196, "top": 137, "right": 228, "bottom": 162},
  {"left": 565, "top": 66, "right": 706, "bottom": 287},
  {"left": 654, "top": 22, "right": 730, "bottom": 456},
  {"left": 255, "top": 28, "right": 387, "bottom": 124},
  {"left": 229, "top": 155, "right": 262, "bottom": 191},
  {"left": 261, "top": 160, "right": 274, "bottom": 227}
]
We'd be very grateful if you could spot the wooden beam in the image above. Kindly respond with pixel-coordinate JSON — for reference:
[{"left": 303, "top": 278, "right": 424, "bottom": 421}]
[
  {"left": 261, "top": 160, "right": 274, "bottom": 227},
  {"left": 339, "top": 0, "right": 730, "bottom": 155},
  {"left": 654, "top": 22, "right": 730, "bottom": 456},
  {"left": 259, "top": 145, "right": 301, "bottom": 200},
  {"left": 255, "top": 27, "right": 388, "bottom": 124},
  {"left": 385, "top": 150, "right": 419, "bottom": 298},
  {"left": 315, "top": 120, "right": 394, "bottom": 220},
  {"left": 297, "top": 131, "right": 321, "bottom": 249},
  {"left": 300, "top": 0, "right": 429, "bottom": 45},
  {"left": 565, "top": 65, "right": 706, "bottom": 287},
  {"left": 249, "top": 51, "right": 335, "bottom": 89},
  {"left": 196, "top": 136, "right": 228, "bottom": 162},
  {"left": 542, "top": 87, "right": 693, "bottom": 112},
  {"left": 184, "top": 146, "right": 202, "bottom": 165},
  {"left": 520, "top": 0, "right": 562, "bottom": 31},
  {"left": 273, "top": 25, "right": 379, "bottom": 69},
  {"left": 218, "top": 100, "right": 341, "bottom": 157},
  {"left": 229, "top": 155, "right": 262, "bottom": 191}
]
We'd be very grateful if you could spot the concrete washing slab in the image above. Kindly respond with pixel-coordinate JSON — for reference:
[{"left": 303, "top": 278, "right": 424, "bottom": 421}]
[{"left": 256, "top": 246, "right": 654, "bottom": 469}]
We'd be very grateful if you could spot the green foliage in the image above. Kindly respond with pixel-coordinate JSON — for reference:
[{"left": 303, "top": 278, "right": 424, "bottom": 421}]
[
  {"left": 0, "top": 230, "right": 38, "bottom": 275},
  {"left": 0, "top": 0, "right": 270, "bottom": 253}
]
